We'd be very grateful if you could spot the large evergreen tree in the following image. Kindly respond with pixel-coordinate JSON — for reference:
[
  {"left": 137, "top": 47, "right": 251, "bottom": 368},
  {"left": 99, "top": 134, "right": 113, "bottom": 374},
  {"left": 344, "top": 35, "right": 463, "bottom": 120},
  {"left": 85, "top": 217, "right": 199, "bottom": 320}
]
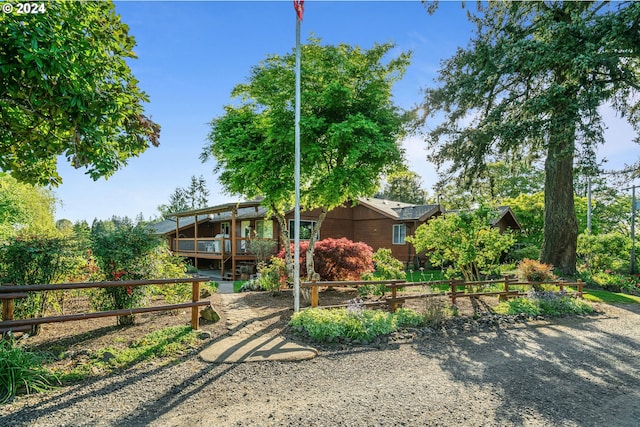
[{"left": 419, "top": 1, "right": 640, "bottom": 274}]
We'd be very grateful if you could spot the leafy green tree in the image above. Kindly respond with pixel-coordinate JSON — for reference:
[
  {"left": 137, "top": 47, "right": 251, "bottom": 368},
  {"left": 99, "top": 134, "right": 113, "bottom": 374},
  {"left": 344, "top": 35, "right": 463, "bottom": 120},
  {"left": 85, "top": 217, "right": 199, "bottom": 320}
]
[
  {"left": 378, "top": 169, "right": 428, "bottom": 204},
  {"left": 419, "top": 2, "right": 640, "bottom": 275},
  {"left": 434, "top": 161, "right": 545, "bottom": 209},
  {"left": 0, "top": 173, "right": 57, "bottom": 240},
  {"left": 407, "top": 205, "right": 515, "bottom": 282},
  {"left": 0, "top": 0, "right": 160, "bottom": 186},
  {"left": 202, "top": 38, "right": 409, "bottom": 279}
]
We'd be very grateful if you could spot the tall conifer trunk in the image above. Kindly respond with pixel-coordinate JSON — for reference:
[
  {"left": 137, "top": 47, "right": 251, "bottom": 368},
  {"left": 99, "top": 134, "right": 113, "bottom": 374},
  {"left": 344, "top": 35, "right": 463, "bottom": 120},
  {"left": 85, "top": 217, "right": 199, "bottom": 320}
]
[{"left": 541, "top": 108, "right": 578, "bottom": 275}]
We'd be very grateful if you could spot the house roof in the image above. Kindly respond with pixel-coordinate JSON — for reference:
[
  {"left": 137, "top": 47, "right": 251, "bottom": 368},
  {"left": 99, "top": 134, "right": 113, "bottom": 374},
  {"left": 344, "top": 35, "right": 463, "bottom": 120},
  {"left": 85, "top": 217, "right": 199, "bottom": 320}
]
[
  {"left": 443, "top": 206, "right": 522, "bottom": 230},
  {"left": 393, "top": 204, "right": 442, "bottom": 221},
  {"left": 356, "top": 197, "right": 415, "bottom": 219},
  {"left": 152, "top": 197, "right": 518, "bottom": 233},
  {"left": 149, "top": 214, "right": 211, "bottom": 235}
]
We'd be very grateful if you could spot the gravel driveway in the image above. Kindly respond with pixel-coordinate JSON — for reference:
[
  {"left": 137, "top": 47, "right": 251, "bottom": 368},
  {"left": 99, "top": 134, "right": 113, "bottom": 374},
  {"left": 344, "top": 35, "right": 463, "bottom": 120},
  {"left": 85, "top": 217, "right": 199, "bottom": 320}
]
[{"left": 1, "top": 303, "right": 639, "bottom": 426}]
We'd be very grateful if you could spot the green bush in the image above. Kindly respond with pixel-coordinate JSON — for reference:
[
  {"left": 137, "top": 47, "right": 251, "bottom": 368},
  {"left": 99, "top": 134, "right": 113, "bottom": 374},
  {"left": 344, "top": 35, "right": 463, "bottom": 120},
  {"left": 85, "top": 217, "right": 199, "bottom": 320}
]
[
  {"left": 90, "top": 225, "right": 186, "bottom": 325},
  {"left": 494, "top": 293, "right": 594, "bottom": 317},
  {"left": 369, "top": 248, "right": 406, "bottom": 280},
  {"left": 582, "top": 271, "right": 640, "bottom": 294},
  {"left": 577, "top": 232, "right": 632, "bottom": 273},
  {"left": 0, "top": 236, "right": 81, "bottom": 333},
  {"left": 256, "top": 257, "right": 287, "bottom": 293},
  {"left": 289, "top": 306, "right": 424, "bottom": 343},
  {"left": 0, "top": 338, "right": 59, "bottom": 404},
  {"left": 507, "top": 244, "right": 541, "bottom": 262}
]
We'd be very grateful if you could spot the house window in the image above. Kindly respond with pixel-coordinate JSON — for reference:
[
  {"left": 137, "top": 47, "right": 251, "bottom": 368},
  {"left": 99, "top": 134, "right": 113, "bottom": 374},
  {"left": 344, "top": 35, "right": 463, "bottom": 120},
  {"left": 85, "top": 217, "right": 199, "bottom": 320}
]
[
  {"left": 289, "top": 220, "right": 317, "bottom": 240},
  {"left": 255, "top": 220, "right": 273, "bottom": 239},
  {"left": 393, "top": 224, "right": 406, "bottom": 245},
  {"left": 220, "top": 222, "right": 230, "bottom": 235}
]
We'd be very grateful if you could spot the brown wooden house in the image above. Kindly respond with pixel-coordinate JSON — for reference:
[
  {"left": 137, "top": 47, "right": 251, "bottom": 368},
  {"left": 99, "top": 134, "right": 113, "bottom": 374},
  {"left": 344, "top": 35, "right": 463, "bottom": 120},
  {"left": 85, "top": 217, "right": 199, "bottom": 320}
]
[{"left": 151, "top": 198, "right": 520, "bottom": 280}]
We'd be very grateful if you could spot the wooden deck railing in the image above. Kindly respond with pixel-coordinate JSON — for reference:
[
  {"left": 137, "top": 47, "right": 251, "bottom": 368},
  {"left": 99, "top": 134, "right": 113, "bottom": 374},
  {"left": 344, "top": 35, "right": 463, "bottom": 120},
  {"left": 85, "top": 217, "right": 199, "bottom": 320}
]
[
  {"left": 302, "top": 277, "right": 584, "bottom": 311},
  {"left": 0, "top": 277, "right": 212, "bottom": 334}
]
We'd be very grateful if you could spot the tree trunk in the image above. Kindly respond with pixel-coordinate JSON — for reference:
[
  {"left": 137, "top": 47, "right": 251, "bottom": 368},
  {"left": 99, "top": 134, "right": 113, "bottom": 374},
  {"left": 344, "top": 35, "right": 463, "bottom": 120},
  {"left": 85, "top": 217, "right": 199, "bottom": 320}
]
[
  {"left": 305, "top": 209, "right": 328, "bottom": 281},
  {"left": 274, "top": 213, "right": 293, "bottom": 279},
  {"left": 541, "top": 126, "right": 578, "bottom": 276}
]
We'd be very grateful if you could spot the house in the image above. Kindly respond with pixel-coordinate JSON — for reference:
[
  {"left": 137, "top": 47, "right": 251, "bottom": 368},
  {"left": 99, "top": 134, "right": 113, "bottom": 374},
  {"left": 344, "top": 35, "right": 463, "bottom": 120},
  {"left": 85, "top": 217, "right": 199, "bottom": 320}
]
[{"left": 151, "top": 198, "right": 520, "bottom": 280}]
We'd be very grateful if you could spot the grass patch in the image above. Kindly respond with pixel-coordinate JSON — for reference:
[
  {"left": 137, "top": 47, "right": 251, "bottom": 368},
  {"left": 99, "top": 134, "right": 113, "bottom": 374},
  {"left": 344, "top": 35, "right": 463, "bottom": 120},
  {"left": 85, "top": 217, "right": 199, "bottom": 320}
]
[
  {"left": 406, "top": 269, "right": 446, "bottom": 282},
  {"left": 583, "top": 289, "right": 640, "bottom": 304},
  {"left": 0, "top": 339, "right": 60, "bottom": 404},
  {"left": 57, "top": 326, "right": 200, "bottom": 383},
  {"left": 233, "top": 281, "right": 246, "bottom": 293}
]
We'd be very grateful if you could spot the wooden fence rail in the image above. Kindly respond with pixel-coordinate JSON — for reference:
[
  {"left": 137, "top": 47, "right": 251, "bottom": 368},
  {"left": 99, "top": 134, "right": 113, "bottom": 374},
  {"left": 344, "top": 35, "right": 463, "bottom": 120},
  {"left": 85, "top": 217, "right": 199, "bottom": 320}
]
[
  {"left": 302, "top": 277, "right": 584, "bottom": 311},
  {"left": 0, "top": 277, "right": 212, "bottom": 334}
]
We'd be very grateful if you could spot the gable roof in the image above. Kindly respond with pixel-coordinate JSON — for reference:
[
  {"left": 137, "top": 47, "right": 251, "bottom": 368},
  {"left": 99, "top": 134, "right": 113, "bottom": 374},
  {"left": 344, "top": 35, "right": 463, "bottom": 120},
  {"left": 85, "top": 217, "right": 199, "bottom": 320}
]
[{"left": 356, "top": 197, "right": 415, "bottom": 219}]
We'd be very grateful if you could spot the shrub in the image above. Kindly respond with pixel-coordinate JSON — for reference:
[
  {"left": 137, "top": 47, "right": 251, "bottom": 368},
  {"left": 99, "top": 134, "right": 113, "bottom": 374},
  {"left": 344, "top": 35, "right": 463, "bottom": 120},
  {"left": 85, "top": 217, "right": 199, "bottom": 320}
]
[
  {"left": 421, "top": 297, "right": 448, "bottom": 328},
  {"left": 0, "top": 236, "right": 81, "bottom": 333},
  {"left": 368, "top": 248, "right": 406, "bottom": 280},
  {"left": 91, "top": 225, "right": 185, "bottom": 325},
  {"left": 278, "top": 238, "right": 374, "bottom": 281},
  {"left": 577, "top": 232, "right": 632, "bottom": 273},
  {"left": 507, "top": 244, "right": 541, "bottom": 262},
  {"left": 516, "top": 259, "right": 555, "bottom": 290},
  {"left": 246, "top": 238, "right": 278, "bottom": 266},
  {"left": 0, "top": 338, "right": 59, "bottom": 403},
  {"left": 257, "top": 257, "right": 287, "bottom": 293},
  {"left": 494, "top": 293, "right": 594, "bottom": 317},
  {"left": 289, "top": 306, "right": 423, "bottom": 343},
  {"left": 583, "top": 271, "right": 640, "bottom": 294}
]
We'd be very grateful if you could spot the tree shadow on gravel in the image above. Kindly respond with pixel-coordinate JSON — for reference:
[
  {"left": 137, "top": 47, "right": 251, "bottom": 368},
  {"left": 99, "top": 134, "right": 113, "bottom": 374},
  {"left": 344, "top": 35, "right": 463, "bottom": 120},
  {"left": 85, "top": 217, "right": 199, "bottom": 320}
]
[
  {"left": 0, "top": 307, "right": 291, "bottom": 426},
  {"left": 414, "top": 314, "right": 640, "bottom": 426}
]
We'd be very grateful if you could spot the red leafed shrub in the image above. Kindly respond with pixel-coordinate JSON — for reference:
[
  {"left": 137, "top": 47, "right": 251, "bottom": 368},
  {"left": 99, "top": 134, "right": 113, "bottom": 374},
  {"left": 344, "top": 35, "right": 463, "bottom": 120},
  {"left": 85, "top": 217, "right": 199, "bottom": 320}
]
[{"left": 278, "top": 238, "right": 374, "bottom": 280}]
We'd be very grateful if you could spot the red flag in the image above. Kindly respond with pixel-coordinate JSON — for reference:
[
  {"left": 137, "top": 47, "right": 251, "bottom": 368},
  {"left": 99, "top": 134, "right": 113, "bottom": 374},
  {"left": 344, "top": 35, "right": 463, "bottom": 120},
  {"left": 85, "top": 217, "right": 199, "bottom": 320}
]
[{"left": 294, "top": 0, "right": 304, "bottom": 21}]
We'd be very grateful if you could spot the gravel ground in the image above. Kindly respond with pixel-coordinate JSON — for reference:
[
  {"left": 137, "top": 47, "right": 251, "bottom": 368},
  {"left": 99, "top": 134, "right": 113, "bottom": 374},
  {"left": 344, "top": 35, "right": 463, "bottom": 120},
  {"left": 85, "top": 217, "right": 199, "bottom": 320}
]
[{"left": 1, "top": 299, "right": 639, "bottom": 426}]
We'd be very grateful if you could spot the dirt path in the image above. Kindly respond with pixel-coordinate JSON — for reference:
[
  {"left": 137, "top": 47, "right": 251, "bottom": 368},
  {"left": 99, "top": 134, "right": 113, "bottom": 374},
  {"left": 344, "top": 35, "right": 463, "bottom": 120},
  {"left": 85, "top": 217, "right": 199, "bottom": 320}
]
[{"left": 1, "top": 295, "right": 639, "bottom": 426}]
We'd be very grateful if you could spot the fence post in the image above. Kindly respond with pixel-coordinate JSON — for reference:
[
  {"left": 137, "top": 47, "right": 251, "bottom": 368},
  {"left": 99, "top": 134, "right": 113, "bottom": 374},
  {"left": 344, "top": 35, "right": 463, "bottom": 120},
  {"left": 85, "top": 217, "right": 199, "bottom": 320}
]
[
  {"left": 450, "top": 278, "right": 457, "bottom": 306},
  {"left": 191, "top": 280, "right": 200, "bottom": 330},
  {"left": 1, "top": 284, "right": 15, "bottom": 321},
  {"left": 577, "top": 279, "right": 583, "bottom": 298},
  {"left": 311, "top": 280, "right": 319, "bottom": 308},
  {"left": 501, "top": 275, "right": 510, "bottom": 301}
]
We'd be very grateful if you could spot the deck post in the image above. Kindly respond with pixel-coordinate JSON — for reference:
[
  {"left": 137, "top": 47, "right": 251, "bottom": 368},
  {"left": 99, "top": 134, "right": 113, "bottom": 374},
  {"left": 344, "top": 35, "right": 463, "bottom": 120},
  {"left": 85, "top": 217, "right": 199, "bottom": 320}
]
[
  {"left": 191, "top": 280, "right": 201, "bottom": 330},
  {"left": 231, "top": 209, "right": 237, "bottom": 281}
]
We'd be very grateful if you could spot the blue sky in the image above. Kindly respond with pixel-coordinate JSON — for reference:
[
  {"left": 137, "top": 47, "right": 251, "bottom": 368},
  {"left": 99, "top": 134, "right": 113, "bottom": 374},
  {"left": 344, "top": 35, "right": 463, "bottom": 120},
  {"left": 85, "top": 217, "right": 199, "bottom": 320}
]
[{"left": 53, "top": 1, "right": 639, "bottom": 222}]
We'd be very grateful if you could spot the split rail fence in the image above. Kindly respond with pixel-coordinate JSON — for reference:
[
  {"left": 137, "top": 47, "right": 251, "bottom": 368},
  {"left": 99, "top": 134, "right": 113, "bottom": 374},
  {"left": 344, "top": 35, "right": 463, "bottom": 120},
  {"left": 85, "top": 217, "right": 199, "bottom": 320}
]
[
  {"left": 0, "top": 277, "right": 212, "bottom": 334},
  {"left": 302, "top": 276, "right": 584, "bottom": 311}
]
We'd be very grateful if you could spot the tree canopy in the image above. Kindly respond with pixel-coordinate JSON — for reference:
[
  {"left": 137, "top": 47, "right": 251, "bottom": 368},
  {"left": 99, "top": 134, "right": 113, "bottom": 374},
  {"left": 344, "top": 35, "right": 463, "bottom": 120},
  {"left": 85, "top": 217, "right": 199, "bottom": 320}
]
[
  {"left": 158, "top": 175, "right": 210, "bottom": 218},
  {"left": 377, "top": 169, "right": 428, "bottom": 204},
  {"left": 202, "top": 38, "right": 409, "bottom": 278},
  {"left": 419, "top": 1, "right": 640, "bottom": 274},
  {"left": 0, "top": 0, "right": 160, "bottom": 186},
  {"left": 0, "top": 173, "right": 57, "bottom": 240}
]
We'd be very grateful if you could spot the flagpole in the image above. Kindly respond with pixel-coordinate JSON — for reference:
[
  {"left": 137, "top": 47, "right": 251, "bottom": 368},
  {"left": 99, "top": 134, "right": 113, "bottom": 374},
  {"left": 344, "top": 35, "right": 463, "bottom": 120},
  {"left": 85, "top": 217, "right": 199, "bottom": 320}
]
[{"left": 293, "top": 4, "right": 302, "bottom": 312}]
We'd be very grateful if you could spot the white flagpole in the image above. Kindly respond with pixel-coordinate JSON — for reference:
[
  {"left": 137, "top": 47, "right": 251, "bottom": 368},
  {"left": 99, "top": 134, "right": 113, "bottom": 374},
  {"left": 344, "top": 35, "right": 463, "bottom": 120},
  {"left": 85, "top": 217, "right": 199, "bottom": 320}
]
[{"left": 293, "top": 5, "right": 302, "bottom": 312}]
